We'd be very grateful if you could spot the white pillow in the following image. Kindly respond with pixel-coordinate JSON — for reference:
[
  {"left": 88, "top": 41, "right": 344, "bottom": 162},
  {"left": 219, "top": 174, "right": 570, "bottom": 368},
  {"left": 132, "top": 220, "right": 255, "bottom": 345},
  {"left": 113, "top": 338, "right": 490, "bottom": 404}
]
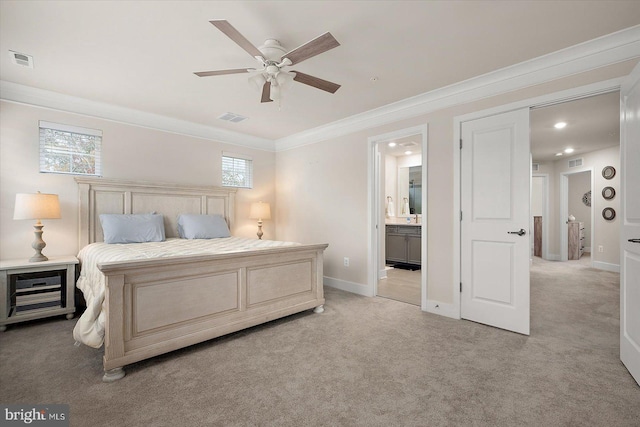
[
  {"left": 99, "top": 213, "right": 166, "bottom": 244},
  {"left": 177, "top": 214, "right": 230, "bottom": 239}
]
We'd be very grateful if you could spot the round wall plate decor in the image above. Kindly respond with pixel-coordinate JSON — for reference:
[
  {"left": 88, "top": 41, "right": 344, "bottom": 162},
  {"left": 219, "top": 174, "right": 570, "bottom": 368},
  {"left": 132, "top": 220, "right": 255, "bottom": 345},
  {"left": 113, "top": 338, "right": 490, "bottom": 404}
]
[
  {"left": 602, "top": 186, "right": 616, "bottom": 200},
  {"left": 582, "top": 190, "right": 591, "bottom": 207},
  {"left": 602, "top": 166, "right": 616, "bottom": 180},
  {"left": 602, "top": 207, "right": 616, "bottom": 221}
]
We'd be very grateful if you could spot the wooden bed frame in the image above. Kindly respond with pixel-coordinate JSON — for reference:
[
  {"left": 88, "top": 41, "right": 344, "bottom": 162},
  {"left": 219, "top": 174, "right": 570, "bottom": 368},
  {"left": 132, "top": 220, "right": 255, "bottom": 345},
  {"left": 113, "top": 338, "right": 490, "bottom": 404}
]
[{"left": 75, "top": 178, "right": 327, "bottom": 382}]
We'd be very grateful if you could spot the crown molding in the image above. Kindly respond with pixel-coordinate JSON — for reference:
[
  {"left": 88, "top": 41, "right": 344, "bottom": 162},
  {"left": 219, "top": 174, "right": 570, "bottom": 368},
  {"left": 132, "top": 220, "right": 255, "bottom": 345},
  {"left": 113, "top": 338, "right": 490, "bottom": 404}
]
[
  {"left": 2, "top": 26, "right": 639, "bottom": 154},
  {"left": 0, "top": 81, "right": 275, "bottom": 152},
  {"left": 275, "top": 25, "right": 640, "bottom": 151}
]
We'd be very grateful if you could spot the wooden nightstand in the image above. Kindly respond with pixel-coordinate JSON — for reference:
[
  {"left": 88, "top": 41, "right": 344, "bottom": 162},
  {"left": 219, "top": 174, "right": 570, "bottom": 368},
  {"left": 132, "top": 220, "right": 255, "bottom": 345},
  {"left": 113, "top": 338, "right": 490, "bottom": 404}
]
[{"left": 0, "top": 256, "right": 78, "bottom": 331}]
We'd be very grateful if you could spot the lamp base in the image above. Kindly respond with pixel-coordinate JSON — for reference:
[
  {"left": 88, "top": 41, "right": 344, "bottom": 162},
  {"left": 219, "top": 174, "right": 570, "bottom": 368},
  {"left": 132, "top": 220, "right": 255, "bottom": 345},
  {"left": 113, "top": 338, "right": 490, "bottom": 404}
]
[
  {"left": 29, "top": 222, "right": 48, "bottom": 262},
  {"left": 29, "top": 253, "right": 49, "bottom": 263},
  {"left": 256, "top": 220, "right": 264, "bottom": 240}
]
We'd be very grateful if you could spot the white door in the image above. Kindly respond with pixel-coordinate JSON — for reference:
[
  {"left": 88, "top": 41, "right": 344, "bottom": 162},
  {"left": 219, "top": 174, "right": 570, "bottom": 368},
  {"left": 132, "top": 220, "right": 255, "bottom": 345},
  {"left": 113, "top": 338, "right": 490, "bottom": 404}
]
[
  {"left": 620, "top": 62, "right": 640, "bottom": 386},
  {"left": 461, "top": 108, "right": 530, "bottom": 335}
]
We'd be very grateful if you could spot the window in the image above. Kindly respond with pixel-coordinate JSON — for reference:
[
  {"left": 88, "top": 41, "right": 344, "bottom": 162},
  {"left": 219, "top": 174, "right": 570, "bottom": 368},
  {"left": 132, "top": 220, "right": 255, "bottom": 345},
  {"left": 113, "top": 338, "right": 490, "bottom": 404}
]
[
  {"left": 39, "top": 121, "right": 102, "bottom": 176},
  {"left": 222, "top": 153, "right": 253, "bottom": 188}
]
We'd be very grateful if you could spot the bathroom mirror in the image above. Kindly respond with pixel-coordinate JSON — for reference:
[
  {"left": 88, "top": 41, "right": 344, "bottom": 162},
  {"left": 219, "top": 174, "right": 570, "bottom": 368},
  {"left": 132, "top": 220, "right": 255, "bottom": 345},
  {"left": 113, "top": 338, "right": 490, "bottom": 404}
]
[
  {"left": 408, "top": 166, "right": 422, "bottom": 215},
  {"left": 398, "top": 166, "right": 422, "bottom": 215}
]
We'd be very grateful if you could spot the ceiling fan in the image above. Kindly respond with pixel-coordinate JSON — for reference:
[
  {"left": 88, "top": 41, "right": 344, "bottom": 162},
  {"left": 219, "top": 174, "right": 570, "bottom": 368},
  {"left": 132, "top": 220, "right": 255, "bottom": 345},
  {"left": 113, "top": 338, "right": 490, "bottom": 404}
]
[{"left": 194, "top": 20, "right": 341, "bottom": 103}]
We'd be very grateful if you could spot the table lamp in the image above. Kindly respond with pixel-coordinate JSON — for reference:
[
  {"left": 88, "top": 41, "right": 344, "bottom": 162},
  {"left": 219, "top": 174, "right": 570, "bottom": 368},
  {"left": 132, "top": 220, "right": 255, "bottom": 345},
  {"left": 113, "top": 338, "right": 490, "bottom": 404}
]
[
  {"left": 13, "top": 192, "right": 61, "bottom": 262},
  {"left": 249, "top": 201, "right": 271, "bottom": 240}
]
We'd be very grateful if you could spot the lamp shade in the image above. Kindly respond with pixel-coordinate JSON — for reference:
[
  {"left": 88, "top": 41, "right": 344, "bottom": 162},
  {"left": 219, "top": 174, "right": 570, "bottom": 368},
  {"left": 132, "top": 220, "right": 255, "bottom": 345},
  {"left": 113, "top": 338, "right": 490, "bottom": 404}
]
[
  {"left": 249, "top": 202, "right": 271, "bottom": 220},
  {"left": 13, "top": 192, "right": 61, "bottom": 220}
]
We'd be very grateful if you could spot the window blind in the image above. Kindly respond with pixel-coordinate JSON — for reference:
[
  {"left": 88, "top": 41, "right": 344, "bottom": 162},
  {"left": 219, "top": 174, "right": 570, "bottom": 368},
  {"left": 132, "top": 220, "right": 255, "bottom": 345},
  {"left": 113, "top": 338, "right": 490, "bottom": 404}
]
[
  {"left": 39, "top": 121, "right": 102, "bottom": 176},
  {"left": 222, "top": 154, "right": 253, "bottom": 188}
]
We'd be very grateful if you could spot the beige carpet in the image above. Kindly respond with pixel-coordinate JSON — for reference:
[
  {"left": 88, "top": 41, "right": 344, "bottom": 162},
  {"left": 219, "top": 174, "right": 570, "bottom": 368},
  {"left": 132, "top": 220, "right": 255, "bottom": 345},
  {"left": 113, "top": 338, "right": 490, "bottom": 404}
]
[{"left": 1, "top": 257, "right": 638, "bottom": 426}]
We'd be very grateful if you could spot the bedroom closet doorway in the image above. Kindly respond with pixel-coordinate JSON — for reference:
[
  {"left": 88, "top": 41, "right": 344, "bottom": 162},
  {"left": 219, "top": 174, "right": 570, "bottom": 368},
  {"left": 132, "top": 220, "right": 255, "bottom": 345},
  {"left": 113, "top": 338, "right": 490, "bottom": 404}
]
[{"left": 367, "top": 125, "right": 428, "bottom": 310}]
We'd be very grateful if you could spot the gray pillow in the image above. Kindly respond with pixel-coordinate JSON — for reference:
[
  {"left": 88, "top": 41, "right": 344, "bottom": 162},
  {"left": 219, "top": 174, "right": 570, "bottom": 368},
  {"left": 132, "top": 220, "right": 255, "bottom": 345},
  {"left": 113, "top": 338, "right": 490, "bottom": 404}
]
[
  {"left": 177, "top": 214, "right": 230, "bottom": 239},
  {"left": 99, "top": 213, "right": 166, "bottom": 244}
]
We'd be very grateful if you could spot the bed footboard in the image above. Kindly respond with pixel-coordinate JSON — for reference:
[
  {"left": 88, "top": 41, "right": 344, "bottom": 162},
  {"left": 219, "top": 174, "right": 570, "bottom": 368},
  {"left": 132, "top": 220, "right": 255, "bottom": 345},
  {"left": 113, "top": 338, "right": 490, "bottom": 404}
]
[{"left": 98, "top": 244, "right": 327, "bottom": 381}]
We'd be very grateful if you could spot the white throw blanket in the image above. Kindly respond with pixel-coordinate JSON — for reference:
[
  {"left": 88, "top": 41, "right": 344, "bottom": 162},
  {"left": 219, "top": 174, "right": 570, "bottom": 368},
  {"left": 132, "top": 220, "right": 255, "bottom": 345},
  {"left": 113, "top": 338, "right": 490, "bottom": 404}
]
[{"left": 73, "top": 237, "right": 299, "bottom": 348}]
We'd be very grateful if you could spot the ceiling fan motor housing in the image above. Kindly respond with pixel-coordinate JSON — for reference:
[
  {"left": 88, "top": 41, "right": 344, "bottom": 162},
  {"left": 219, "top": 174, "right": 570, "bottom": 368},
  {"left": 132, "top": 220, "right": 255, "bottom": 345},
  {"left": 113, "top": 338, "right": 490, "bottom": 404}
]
[{"left": 259, "top": 39, "right": 286, "bottom": 62}]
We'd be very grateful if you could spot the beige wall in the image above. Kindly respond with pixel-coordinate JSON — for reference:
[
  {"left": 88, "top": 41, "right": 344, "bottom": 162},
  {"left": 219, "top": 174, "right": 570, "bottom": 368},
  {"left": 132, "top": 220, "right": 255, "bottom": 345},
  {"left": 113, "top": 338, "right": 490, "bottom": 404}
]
[
  {"left": 0, "top": 101, "right": 276, "bottom": 260},
  {"left": 532, "top": 176, "right": 544, "bottom": 217},
  {"left": 275, "top": 62, "right": 634, "bottom": 305},
  {"left": 568, "top": 171, "right": 592, "bottom": 249},
  {"left": 384, "top": 154, "right": 397, "bottom": 217},
  {"left": 1, "top": 60, "right": 633, "bottom": 304},
  {"left": 546, "top": 145, "right": 620, "bottom": 266}
]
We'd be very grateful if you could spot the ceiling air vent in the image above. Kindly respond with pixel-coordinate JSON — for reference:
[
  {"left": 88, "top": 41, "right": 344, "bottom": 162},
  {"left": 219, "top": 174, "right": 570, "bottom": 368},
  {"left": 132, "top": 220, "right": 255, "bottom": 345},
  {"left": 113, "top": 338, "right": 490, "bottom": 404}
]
[
  {"left": 532, "top": 163, "right": 539, "bottom": 171},
  {"left": 9, "top": 50, "right": 34, "bottom": 68},
  {"left": 217, "top": 112, "right": 248, "bottom": 123},
  {"left": 400, "top": 141, "right": 417, "bottom": 147},
  {"left": 568, "top": 158, "right": 583, "bottom": 168}
]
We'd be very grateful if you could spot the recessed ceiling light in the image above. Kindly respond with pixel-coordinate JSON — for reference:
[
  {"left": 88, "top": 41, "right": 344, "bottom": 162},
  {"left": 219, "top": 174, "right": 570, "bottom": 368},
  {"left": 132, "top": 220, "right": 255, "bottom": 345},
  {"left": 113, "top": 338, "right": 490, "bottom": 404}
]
[
  {"left": 404, "top": 150, "right": 412, "bottom": 155},
  {"left": 388, "top": 142, "right": 397, "bottom": 147},
  {"left": 564, "top": 148, "right": 574, "bottom": 153},
  {"left": 370, "top": 76, "right": 379, "bottom": 82},
  {"left": 554, "top": 122, "right": 567, "bottom": 129},
  {"left": 555, "top": 152, "right": 563, "bottom": 156}
]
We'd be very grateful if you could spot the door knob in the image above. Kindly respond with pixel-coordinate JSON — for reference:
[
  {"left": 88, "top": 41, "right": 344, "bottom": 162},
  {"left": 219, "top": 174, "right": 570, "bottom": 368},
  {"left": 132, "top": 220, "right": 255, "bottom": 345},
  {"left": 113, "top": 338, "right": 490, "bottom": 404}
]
[
  {"left": 507, "top": 229, "right": 526, "bottom": 236},
  {"left": 629, "top": 238, "right": 640, "bottom": 244}
]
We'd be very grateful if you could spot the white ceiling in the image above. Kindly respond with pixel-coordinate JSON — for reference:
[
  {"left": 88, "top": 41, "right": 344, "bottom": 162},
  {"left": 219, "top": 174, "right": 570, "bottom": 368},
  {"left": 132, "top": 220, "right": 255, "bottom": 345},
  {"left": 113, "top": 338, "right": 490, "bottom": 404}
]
[
  {"left": 1, "top": 1, "right": 639, "bottom": 141},
  {"left": 531, "top": 92, "right": 620, "bottom": 163}
]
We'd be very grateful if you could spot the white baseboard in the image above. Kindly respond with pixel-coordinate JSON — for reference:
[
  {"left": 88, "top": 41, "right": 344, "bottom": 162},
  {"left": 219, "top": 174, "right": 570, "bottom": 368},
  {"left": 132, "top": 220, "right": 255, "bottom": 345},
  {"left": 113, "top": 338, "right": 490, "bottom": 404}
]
[
  {"left": 591, "top": 261, "right": 620, "bottom": 273},
  {"left": 323, "top": 276, "right": 373, "bottom": 297},
  {"left": 378, "top": 269, "right": 387, "bottom": 280},
  {"left": 424, "top": 300, "right": 460, "bottom": 319},
  {"left": 547, "top": 253, "right": 562, "bottom": 261}
]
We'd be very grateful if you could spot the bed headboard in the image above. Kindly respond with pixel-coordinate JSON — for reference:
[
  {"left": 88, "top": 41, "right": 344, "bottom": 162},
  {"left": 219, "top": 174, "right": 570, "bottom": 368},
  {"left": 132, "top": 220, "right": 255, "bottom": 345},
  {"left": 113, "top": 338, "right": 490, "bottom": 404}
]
[{"left": 75, "top": 178, "right": 236, "bottom": 247}]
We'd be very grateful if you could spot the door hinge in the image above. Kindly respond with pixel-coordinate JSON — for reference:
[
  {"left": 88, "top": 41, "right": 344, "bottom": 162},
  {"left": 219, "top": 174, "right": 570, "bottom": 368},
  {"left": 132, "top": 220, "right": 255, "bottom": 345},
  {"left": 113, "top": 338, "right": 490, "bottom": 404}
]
[
  {"left": 460, "top": 138, "right": 463, "bottom": 149},
  {"left": 460, "top": 282, "right": 462, "bottom": 292},
  {"left": 460, "top": 211, "right": 463, "bottom": 221}
]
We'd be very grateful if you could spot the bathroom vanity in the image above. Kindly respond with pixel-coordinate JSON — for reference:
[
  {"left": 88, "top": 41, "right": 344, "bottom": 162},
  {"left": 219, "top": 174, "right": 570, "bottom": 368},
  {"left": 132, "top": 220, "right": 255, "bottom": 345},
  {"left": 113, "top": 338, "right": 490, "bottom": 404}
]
[{"left": 385, "top": 224, "right": 421, "bottom": 266}]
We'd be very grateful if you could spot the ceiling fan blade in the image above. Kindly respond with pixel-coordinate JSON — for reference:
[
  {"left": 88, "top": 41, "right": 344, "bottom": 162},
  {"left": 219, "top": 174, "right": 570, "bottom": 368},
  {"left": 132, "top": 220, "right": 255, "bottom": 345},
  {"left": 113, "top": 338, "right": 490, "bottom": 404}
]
[
  {"left": 210, "top": 20, "right": 264, "bottom": 59},
  {"left": 283, "top": 32, "right": 340, "bottom": 65},
  {"left": 194, "top": 69, "right": 250, "bottom": 77},
  {"left": 261, "top": 81, "right": 273, "bottom": 103},
  {"left": 292, "top": 71, "right": 341, "bottom": 94}
]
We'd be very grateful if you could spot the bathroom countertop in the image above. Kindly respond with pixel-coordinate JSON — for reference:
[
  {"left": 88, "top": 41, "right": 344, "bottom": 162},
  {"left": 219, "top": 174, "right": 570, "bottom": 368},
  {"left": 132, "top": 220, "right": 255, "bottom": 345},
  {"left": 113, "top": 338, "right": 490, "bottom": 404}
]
[{"left": 385, "top": 222, "right": 421, "bottom": 227}]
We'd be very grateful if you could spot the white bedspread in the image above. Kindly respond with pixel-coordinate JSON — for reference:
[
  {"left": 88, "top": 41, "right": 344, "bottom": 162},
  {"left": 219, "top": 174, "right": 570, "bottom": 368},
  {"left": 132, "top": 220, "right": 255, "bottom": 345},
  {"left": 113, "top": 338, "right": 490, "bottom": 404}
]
[{"left": 73, "top": 237, "right": 299, "bottom": 348}]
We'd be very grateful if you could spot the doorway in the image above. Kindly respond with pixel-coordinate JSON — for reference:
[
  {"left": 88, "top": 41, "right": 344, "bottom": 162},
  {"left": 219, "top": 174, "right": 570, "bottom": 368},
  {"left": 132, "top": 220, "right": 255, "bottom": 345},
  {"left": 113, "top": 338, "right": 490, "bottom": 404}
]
[
  {"left": 367, "top": 125, "right": 428, "bottom": 309},
  {"left": 530, "top": 91, "right": 620, "bottom": 270},
  {"left": 455, "top": 86, "right": 619, "bottom": 336}
]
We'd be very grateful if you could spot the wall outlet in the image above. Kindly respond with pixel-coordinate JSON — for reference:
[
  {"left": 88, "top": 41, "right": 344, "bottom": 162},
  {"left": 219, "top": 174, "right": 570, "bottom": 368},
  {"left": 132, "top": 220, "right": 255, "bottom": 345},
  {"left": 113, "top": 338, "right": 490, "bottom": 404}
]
[
  {"left": 344, "top": 257, "right": 350, "bottom": 267},
  {"left": 598, "top": 245, "right": 604, "bottom": 253}
]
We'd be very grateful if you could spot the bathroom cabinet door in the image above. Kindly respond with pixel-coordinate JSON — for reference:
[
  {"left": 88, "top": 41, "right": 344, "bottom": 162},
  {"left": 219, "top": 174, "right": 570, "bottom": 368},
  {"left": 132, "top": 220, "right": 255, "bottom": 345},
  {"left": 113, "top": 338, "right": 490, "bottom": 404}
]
[
  {"left": 385, "top": 233, "right": 407, "bottom": 263},
  {"left": 407, "top": 235, "right": 422, "bottom": 265}
]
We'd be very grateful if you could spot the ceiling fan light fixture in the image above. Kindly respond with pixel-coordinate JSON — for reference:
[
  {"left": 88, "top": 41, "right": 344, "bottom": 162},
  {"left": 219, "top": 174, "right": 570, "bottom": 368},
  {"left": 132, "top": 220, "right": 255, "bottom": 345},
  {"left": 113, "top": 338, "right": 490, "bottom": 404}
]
[
  {"left": 276, "top": 71, "right": 294, "bottom": 88},
  {"left": 270, "top": 82, "right": 282, "bottom": 100},
  {"left": 198, "top": 20, "right": 341, "bottom": 104},
  {"left": 248, "top": 73, "right": 266, "bottom": 90}
]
